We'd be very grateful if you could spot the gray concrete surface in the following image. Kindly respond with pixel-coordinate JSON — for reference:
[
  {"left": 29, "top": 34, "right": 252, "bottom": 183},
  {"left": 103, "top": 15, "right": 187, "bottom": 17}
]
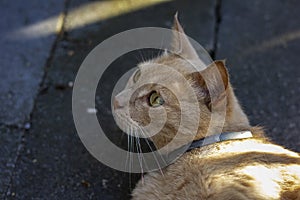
[
  {"left": 216, "top": 0, "right": 300, "bottom": 151},
  {"left": 1, "top": 0, "right": 299, "bottom": 199},
  {"left": 0, "top": 0, "right": 64, "bottom": 199},
  {"left": 0, "top": 126, "right": 22, "bottom": 199},
  {"left": 0, "top": 0, "right": 65, "bottom": 126}
]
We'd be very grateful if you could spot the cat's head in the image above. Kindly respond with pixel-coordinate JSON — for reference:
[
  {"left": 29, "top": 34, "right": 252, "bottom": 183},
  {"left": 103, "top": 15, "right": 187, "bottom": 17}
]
[{"left": 112, "top": 15, "right": 250, "bottom": 151}]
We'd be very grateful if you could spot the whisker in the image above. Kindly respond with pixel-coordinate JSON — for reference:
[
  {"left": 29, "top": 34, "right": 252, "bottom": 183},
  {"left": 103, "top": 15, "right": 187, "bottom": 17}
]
[
  {"left": 129, "top": 124, "right": 133, "bottom": 189},
  {"left": 119, "top": 130, "right": 125, "bottom": 146},
  {"left": 133, "top": 127, "right": 144, "bottom": 180},
  {"left": 138, "top": 126, "right": 165, "bottom": 177},
  {"left": 114, "top": 112, "right": 165, "bottom": 178},
  {"left": 135, "top": 128, "right": 146, "bottom": 185},
  {"left": 137, "top": 50, "right": 146, "bottom": 63},
  {"left": 125, "top": 124, "right": 130, "bottom": 171}
]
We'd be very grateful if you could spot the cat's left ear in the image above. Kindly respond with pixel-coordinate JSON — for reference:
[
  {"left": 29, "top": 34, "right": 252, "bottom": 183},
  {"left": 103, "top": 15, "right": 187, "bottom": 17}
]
[
  {"left": 171, "top": 13, "right": 199, "bottom": 60},
  {"left": 188, "top": 60, "right": 229, "bottom": 110}
]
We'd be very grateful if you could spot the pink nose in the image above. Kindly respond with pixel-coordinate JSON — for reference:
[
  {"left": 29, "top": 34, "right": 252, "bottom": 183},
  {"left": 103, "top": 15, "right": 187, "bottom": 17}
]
[{"left": 113, "top": 98, "right": 122, "bottom": 110}]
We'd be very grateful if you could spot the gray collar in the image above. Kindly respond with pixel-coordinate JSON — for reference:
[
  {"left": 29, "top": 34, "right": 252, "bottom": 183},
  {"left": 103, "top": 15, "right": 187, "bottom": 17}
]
[
  {"left": 164, "top": 131, "right": 253, "bottom": 163},
  {"left": 186, "top": 131, "right": 253, "bottom": 152}
]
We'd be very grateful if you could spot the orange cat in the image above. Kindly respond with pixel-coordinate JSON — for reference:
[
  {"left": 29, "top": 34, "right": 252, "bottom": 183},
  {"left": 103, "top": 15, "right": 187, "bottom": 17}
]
[{"left": 113, "top": 15, "right": 300, "bottom": 200}]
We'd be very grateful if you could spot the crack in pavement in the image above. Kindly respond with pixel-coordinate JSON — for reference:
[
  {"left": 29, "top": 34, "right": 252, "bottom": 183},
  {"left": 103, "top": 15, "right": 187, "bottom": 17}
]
[
  {"left": 3, "top": 0, "right": 71, "bottom": 198},
  {"left": 211, "top": 0, "right": 222, "bottom": 60}
]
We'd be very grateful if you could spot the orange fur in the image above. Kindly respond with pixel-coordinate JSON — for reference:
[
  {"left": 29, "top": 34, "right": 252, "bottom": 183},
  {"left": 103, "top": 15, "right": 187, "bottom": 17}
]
[{"left": 113, "top": 15, "right": 300, "bottom": 200}]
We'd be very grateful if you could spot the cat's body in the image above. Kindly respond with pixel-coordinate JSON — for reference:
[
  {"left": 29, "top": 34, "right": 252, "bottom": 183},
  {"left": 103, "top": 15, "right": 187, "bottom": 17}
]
[
  {"left": 113, "top": 15, "right": 300, "bottom": 200},
  {"left": 132, "top": 132, "right": 300, "bottom": 200}
]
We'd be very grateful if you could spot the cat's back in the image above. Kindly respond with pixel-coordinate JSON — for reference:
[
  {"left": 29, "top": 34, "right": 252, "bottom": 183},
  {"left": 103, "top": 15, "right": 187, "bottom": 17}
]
[{"left": 132, "top": 139, "right": 300, "bottom": 200}]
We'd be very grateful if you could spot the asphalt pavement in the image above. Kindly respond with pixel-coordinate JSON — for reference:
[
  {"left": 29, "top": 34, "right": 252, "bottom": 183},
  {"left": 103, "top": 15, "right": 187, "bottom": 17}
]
[{"left": 1, "top": 0, "right": 299, "bottom": 199}]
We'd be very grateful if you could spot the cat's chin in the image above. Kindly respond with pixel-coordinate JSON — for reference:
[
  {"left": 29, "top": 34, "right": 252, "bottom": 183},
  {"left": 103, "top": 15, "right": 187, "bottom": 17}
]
[
  {"left": 112, "top": 109, "right": 140, "bottom": 136},
  {"left": 112, "top": 110, "right": 127, "bottom": 132}
]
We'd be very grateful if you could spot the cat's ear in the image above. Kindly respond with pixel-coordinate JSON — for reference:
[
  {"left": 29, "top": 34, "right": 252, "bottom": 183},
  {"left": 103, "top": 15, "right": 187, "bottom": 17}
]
[
  {"left": 188, "top": 60, "right": 229, "bottom": 110},
  {"left": 171, "top": 13, "right": 199, "bottom": 60}
]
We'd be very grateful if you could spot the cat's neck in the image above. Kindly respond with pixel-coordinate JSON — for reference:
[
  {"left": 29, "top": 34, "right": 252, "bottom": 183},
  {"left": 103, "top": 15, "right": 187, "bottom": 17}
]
[
  {"left": 222, "top": 86, "right": 250, "bottom": 131},
  {"left": 199, "top": 85, "right": 265, "bottom": 139},
  {"left": 222, "top": 87, "right": 266, "bottom": 138}
]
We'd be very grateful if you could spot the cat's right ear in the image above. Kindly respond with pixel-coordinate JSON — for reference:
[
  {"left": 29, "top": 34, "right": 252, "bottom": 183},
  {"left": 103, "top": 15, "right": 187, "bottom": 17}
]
[
  {"left": 187, "top": 60, "right": 229, "bottom": 111},
  {"left": 171, "top": 13, "right": 199, "bottom": 60}
]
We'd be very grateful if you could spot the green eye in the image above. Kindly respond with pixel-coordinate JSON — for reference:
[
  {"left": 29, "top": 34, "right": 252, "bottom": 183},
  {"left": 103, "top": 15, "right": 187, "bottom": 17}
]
[
  {"left": 149, "top": 91, "right": 164, "bottom": 107},
  {"left": 133, "top": 69, "right": 141, "bottom": 83}
]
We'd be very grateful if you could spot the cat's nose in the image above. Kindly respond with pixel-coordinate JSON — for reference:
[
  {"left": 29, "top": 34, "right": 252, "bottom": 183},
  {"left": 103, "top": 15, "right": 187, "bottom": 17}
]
[{"left": 113, "top": 98, "right": 123, "bottom": 110}]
